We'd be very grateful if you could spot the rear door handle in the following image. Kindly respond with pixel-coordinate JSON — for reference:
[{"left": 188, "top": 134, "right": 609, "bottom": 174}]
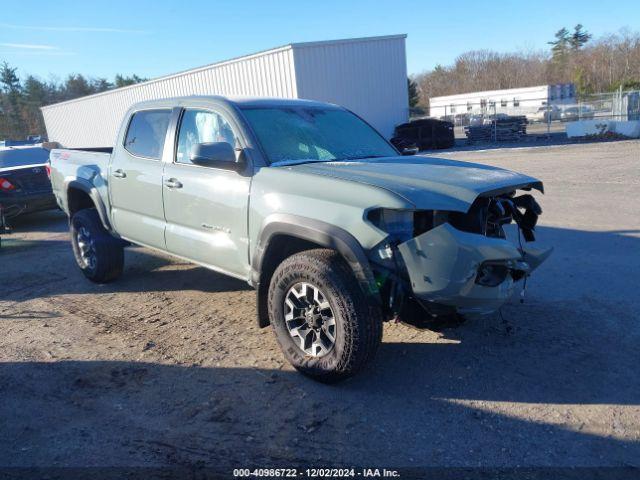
[
  {"left": 112, "top": 169, "right": 126, "bottom": 178},
  {"left": 164, "top": 178, "right": 183, "bottom": 189}
]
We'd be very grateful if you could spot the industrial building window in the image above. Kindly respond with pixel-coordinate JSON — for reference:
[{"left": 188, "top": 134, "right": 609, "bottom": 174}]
[
  {"left": 124, "top": 109, "right": 171, "bottom": 159},
  {"left": 513, "top": 98, "right": 520, "bottom": 107},
  {"left": 501, "top": 99, "right": 507, "bottom": 107},
  {"left": 175, "top": 109, "right": 238, "bottom": 165}
]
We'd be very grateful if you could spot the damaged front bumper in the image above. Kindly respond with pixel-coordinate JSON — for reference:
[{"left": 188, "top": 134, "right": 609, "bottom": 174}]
[{"left": 397, "top": 223, "right": 552, "bottom": 315}]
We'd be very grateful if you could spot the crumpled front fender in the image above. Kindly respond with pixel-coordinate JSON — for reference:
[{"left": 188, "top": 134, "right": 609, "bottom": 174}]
[{"left": 397, "top": 223, "right": 552, "bottom": 314}]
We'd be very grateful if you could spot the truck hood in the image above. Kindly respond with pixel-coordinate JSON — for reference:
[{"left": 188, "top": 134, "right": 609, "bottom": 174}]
[{"left": 286, "top": 156, "right": 543, "bottom": 211}]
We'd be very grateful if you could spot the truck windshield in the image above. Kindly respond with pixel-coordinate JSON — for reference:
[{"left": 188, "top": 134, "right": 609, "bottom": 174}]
[{"left": 241, "top": 106, "right": 397, "bottom": 165}]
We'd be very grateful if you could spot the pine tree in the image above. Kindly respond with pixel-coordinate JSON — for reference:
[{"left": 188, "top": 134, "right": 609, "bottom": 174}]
[
  {"left": 549, "top": 28, "right": 571, "bottom": 63},
  {"left": 0, "top": 62, "right": 21, "bottom": 93},
  {"left": 407, "top": 77, "right": 420, "bottom": 108},
  {"left": 0, "top": 62, "right": 23, "bottom": 138},
  {"left": 570, "top": 24, "right": 592, "bottom": 50}
]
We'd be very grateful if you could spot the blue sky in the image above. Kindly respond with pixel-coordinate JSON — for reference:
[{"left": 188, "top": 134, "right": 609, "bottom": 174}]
[{"left": 1, "top": 0, "right": 638, "bottom": 82}]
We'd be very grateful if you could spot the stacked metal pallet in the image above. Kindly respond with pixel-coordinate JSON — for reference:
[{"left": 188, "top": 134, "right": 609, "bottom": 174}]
[{"left": 465, "top": 116, "right": 528, "bottom": 142}]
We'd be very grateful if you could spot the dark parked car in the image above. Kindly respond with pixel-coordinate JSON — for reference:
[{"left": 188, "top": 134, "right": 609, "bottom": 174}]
[
  {"left": 391, "top": 118, "right": 455, "bottom": 151},
  {"left": 560, "top": 106, "right": 594, "bottom": 122},
  {"left": 0, "top": 146, "right": 57, "bottom": 219}
]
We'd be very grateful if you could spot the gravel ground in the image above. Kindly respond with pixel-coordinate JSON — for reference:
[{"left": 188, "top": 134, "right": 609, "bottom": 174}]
[{"left": 1, "top": 140, "right": 639, "bottom": 471}]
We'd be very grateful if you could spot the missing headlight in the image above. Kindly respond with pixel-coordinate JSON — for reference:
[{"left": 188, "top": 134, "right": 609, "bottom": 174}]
[
  {"left": 414, "top": 210, "right": 449, "bottom": 236},
  {"left": 367, "top": 209, "right": 414, "bottom": 241},
  {"left": 367, "top": 209, "right": 450, "bottom": 241}
]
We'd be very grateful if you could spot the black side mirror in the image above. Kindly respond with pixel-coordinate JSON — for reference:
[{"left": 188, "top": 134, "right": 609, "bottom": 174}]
[{"left": 190, "top": 142, "right": 243, "bottom": 171}]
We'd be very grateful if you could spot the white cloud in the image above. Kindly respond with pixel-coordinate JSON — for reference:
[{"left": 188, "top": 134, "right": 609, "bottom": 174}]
[
  {"left": 0, "top": 23, "right": 149, "bottom": 34},
  {"left": 0, "top": 50, "right": 75, "bottom": 57},
  {"left": 0, "top": 43, "right": 59, "bottom": 50}
]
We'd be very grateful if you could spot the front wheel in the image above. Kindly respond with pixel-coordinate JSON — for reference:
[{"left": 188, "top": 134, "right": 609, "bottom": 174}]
[
  {"left": 70, "top": 208, "right": 124, "bottom": 283},
  {"left": 268, "top": 249, "right": 383, "bottom": 383}
]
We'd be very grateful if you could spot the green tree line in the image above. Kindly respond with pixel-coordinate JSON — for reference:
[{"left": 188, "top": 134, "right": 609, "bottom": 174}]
[{"left": 0, "top": 64, "right": 146, "bottom": 141}]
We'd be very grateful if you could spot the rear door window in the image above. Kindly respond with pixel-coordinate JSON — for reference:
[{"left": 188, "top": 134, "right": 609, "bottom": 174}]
[{"left": 124, "top": 109, "right": 171, "bottom": 159}]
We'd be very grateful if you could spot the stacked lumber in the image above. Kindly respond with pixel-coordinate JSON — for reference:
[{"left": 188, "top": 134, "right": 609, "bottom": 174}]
[{"left": 464, "top": 116, "right": 528, "bottom": 142}]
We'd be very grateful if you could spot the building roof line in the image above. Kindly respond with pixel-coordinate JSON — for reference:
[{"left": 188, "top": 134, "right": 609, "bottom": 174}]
[
  {"left": 291, "top": 34, "right": 406, "bottom": 49},
  {"left": 430, "top": 84, "right": 574, "bottom": 103}
]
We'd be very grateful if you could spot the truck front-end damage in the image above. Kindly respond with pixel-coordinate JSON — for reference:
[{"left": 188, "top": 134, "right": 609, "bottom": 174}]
[{"left": 366, "top": 187, "right": 552, "bottom": 326}]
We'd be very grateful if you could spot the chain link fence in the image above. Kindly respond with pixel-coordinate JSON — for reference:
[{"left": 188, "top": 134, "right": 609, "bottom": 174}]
[{"left": 415, "top": 90, "right": 640, "bottom": 144}]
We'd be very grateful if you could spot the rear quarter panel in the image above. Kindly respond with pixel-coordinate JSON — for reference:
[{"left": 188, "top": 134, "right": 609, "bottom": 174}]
[{"left": 49, "top": 149, "right": 111, "bottom": 215}]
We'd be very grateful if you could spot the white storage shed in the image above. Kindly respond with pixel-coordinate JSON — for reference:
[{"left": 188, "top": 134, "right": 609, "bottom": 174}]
[
  {"left": 41, "top": 34, "right": 409, "bottom": 147},
  {"left": 429, "top": 84, "right": 576, "bottom": 118}
]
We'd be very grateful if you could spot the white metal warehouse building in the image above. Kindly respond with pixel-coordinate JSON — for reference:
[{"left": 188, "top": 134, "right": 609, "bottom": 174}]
[
  {"left": 429, "top": 84, "right": 576, "bottom": 118},
  {"left": 42, "top": 35, "right": 409, "bottom": 147}
]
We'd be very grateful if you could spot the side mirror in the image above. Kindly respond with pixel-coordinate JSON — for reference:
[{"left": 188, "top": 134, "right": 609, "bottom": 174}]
[{"left": 190, "top": 142, "right": 243, "bottom": 171}]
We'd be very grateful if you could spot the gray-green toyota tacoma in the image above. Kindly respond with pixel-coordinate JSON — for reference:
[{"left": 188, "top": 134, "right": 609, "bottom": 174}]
[{"left": 49, "top": 96, "right": 552, "bottom": 382}]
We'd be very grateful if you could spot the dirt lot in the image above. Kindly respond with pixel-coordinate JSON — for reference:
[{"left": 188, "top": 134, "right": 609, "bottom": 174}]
[{"left": 1, "top": 140, "right": 639, "bottom": 471}]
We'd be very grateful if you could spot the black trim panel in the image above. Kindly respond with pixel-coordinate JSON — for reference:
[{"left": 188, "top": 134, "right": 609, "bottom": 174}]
[{"left": 66, "top": 179, "right": 113, "bottom": 232}]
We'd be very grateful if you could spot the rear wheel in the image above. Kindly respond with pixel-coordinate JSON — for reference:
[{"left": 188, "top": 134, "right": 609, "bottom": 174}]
[
  {"left": 268, "top": 249, "right": 383, "bottom": 383},
  {"left": 70, "top": 208, "right": 124, "bottom": 283}
]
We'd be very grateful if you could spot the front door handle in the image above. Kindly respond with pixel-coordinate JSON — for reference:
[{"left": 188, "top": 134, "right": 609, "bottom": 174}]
[
  {"left": 112, "top": 169, "right": 126, "bottom": 178},
  {"left": 164, "top": 178, "right": 183, "bottom": 189}
]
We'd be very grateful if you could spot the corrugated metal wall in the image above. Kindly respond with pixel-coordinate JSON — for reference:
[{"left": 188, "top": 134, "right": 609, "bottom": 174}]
[
  {"left": 42, "top": 47, "right": 297, "bottom": 147},
  {"left": 42, "top": 35, "right": 408, "bottom": 147},
  {"left": 293, "top": 36, "right": 408, "bottom": 138}
]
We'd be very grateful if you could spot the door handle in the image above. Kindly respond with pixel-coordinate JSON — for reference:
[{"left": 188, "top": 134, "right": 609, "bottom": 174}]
[
  {"left": 112, "top": 169, "right": 126, "bottom": 178},
  {"left": 164, "top": 178, "right": 183, "bottom": 189}
]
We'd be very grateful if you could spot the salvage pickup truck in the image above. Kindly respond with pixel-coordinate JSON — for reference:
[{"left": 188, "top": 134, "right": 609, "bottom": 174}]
[{"left": 49, "top": 96, "right": 551, "bottom": 382}]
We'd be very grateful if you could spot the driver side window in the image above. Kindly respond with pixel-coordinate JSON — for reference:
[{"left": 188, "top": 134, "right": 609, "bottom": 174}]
[{"left": 176, "top": 109, "right": 238, "bottom": 165}]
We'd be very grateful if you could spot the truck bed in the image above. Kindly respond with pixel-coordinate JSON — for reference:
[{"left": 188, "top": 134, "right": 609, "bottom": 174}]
[{"left": 49, "top": 148, "right": 113, "bottom": 218}]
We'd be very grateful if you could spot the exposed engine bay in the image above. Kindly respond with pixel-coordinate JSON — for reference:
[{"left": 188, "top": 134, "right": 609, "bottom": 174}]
[{"left": 366, "top": 188, "right": 552, "bottom": 329}]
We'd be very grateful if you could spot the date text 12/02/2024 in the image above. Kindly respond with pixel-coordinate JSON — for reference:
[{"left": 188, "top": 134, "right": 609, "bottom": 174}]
[{"left": 233, "top": 468, "right": 400, "bottom": 478}]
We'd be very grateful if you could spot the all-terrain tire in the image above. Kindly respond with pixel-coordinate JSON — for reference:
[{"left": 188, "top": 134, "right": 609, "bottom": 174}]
[
  {"left": 70, "top": 208, "right": 124, "bottom": 283},
  {"left": 268, "top": 248, "right": 383, "bottom": 383}
]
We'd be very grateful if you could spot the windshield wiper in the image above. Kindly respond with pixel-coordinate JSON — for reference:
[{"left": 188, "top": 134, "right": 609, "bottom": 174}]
[
  {"left": 343, "top": 155, "right": 386, "bottom": 160},
  {"left": 271, "top": 155, "right": 388, "bottom": 167},
  {"left": 270, "top": 158, "right": 334, "bottom": 167}
]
